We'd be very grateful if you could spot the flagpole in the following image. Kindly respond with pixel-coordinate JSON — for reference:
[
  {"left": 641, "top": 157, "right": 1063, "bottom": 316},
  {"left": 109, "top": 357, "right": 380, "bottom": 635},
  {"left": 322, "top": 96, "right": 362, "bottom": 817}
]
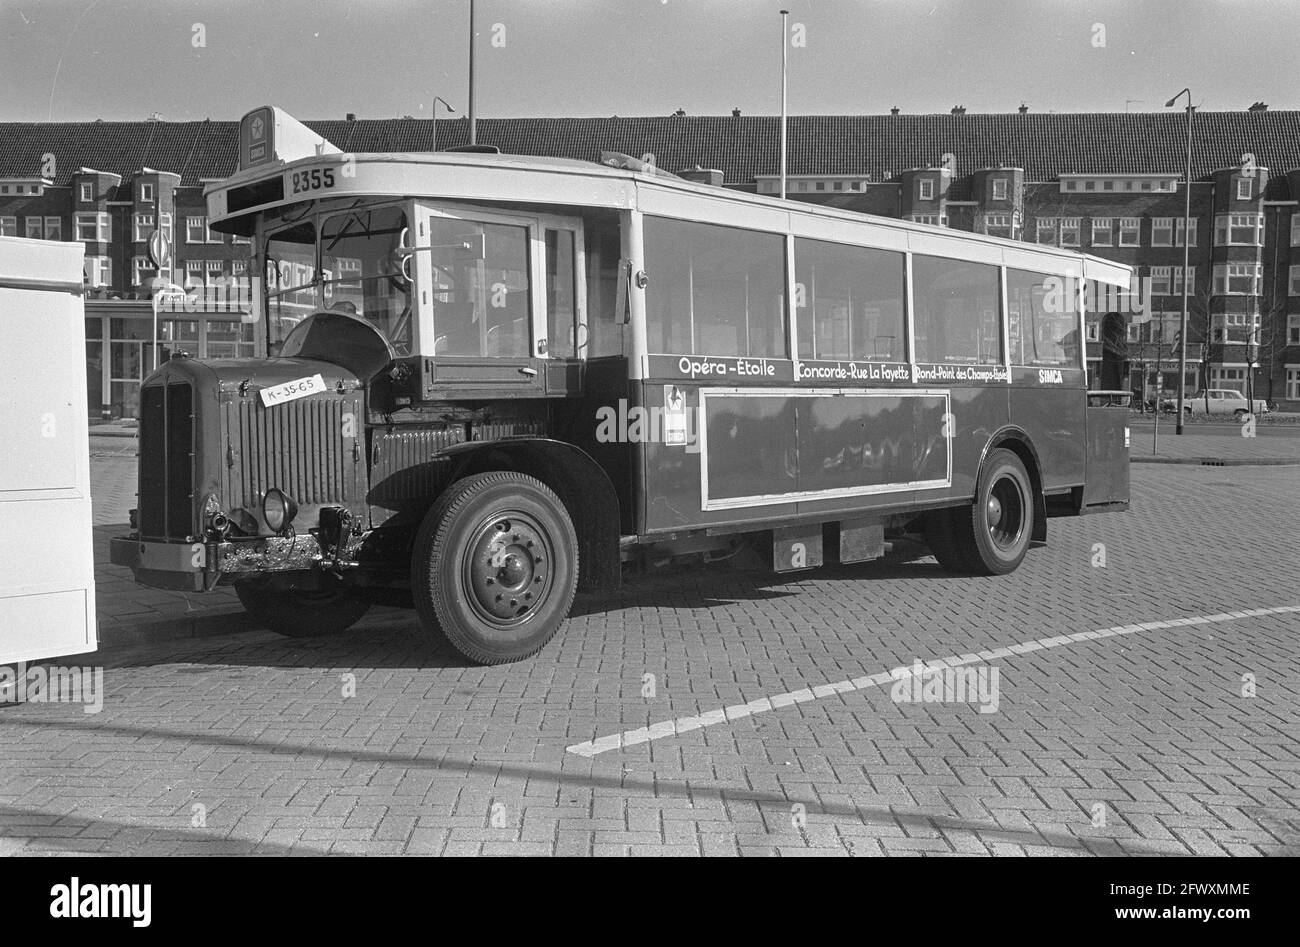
[{"left": 780, "top": 9, "right": 789, "bottom": 200}]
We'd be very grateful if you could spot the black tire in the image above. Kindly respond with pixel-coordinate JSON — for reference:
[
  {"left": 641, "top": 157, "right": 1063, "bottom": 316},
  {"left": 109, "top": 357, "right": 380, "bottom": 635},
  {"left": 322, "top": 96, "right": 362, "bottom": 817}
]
[
  {"left": 235, "top": 575, "right": 371, "bottom": 637},
  {"left": 948, "top": 448, "right": 1035, "bottom": 576},
  {"left": 924, "top": 507, "right": 968, "bottom": 573},
  {"left": 411, "top": 471, "right": 578, "bottom": 665}
]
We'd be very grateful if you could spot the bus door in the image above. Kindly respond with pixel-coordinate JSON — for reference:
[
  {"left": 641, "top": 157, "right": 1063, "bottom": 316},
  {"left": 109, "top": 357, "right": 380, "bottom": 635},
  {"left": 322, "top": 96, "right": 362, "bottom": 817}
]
[{"left": 411, "top": 203, "right": 587, "bottom": 397}]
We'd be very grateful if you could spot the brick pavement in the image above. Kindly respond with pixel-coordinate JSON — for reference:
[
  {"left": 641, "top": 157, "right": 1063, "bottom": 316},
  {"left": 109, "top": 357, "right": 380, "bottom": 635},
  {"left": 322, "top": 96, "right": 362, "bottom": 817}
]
[{"left": 1, "top": 456, "right": 1297, "bottom": 855}]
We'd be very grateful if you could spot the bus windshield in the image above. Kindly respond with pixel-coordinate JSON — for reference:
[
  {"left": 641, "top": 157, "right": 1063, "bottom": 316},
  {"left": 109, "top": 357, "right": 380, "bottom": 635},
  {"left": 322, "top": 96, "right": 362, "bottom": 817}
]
[{"left": 264, "top": 203, "right": 413, "bottom": 355}]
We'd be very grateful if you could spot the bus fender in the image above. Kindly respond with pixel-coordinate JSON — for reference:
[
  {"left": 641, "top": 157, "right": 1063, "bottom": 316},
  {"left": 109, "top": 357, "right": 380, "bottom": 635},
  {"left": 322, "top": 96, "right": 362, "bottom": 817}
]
[
  {"left": 441, "top": 437, "right": 621, "bottom": 594},
  {"left": 980, "top": 427, "right": 1048, "bottom": 544}
]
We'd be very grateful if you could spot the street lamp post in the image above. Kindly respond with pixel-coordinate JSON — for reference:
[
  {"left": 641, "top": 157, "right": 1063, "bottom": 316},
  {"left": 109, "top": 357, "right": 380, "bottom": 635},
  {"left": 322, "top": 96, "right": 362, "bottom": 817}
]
[
  {"left": 1165, "top": 88, "right": 1193, "bottom": 434},
  {"left": 431, "top": 97, "right": 456, "bottom": 151},
  {"left": 779, "top": 9, "right": 789, "bottom": 200}
]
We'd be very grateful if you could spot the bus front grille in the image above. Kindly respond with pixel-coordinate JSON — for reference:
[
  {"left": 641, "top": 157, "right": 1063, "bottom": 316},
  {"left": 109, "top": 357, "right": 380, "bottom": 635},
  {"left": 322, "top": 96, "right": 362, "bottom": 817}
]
[
  {"left": 138, "top": 381, "right": 195, "bottom": 541},
  {"left": 229, "top": 397, "right": 352, "bottom": 512}
]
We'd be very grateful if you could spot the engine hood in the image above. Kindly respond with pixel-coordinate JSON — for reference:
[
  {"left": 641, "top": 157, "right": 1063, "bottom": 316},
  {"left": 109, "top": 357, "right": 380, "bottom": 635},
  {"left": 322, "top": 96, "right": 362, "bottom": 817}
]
[{"left": 145, "top": 354, "right": 363, "bottom": 400}]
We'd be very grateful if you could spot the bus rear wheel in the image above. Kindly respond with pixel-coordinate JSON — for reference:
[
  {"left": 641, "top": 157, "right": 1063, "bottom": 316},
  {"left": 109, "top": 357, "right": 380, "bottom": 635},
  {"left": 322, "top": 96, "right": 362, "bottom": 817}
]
[
  {"left": 411, "top": 471, "right": 578, "bottom": 665},
  {"left": 950, "top": 448, "right": 1034, "bottom": 575},
  {"left": 235, "top": 575, "right": 371, "bottom": 637}
]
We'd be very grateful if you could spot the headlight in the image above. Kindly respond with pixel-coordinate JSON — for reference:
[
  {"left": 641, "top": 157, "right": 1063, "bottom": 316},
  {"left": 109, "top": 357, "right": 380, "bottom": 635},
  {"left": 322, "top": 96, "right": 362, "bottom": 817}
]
[{"left": 263, "top": 488, "right": 298, "bottom": 533}]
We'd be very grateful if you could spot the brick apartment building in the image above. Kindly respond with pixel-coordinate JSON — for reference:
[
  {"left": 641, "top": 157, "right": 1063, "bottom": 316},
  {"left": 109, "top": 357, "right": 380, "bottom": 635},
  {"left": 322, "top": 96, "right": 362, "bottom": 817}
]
[{"left": 3, "top": 105, "right": 1300, "bottom": 417}]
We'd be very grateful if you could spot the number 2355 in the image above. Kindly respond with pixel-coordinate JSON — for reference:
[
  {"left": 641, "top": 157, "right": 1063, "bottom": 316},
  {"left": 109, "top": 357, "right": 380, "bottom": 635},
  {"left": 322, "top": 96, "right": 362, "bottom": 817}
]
[{"left": 291, "top": 168, "right": 335, "bottom": 194}]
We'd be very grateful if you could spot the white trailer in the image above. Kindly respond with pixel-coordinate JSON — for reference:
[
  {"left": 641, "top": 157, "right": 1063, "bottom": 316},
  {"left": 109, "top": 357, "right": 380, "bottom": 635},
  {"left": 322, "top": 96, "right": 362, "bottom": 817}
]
[{"left": 0, "top": 236, "right": 97, "bottom": 663}]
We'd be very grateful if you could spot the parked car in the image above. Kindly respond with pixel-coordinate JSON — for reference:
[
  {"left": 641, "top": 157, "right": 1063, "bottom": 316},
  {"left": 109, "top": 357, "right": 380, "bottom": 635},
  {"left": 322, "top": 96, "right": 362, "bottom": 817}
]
[{"left": 1159, "top": 389, "right": 1269, "bottom": 418}]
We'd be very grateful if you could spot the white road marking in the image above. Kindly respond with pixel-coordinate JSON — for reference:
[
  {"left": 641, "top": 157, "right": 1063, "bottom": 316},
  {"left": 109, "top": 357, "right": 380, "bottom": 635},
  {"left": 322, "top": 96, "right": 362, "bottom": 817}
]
[{"left": 565, "top": 603, "right": 1300, "bottom": 757}]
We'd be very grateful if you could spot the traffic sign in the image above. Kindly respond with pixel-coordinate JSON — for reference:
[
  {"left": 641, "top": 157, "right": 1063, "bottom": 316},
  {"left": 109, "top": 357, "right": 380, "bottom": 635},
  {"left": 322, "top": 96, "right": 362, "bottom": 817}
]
[{"left": 148, "top": 229, "right": 171, "bottom": 269}]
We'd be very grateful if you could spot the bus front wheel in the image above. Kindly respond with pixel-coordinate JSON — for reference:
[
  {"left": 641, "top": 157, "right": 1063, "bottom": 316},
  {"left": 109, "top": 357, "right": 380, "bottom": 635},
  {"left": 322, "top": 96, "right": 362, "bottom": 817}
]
[{"left": 411, "top": 471, "right": 578, "bottom": 665}]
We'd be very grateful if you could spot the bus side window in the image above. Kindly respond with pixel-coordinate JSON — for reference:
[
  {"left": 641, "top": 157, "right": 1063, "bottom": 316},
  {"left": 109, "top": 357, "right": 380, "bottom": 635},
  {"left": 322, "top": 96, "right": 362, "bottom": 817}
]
[
  {"left": 1007, "top": 269, "right": 1081, "bottom": 368},
  {"left": 644, "top": 216, "right": 786, "bottom": 358},
  {"left": 912, "top": 255, "right": 1002, "bottom": 365},
  {"left": 794, "top": 238, "right": 905, "bottom": 361},
  {"left": 584, "top": 219, "right": 623, "bottom": 358}
]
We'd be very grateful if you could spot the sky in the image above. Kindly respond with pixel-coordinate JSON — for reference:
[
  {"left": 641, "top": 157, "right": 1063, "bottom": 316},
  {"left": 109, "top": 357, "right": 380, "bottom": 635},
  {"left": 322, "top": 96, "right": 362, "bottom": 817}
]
[{"left": 1, "top": 0, "right": 1297, "bottom": 122}]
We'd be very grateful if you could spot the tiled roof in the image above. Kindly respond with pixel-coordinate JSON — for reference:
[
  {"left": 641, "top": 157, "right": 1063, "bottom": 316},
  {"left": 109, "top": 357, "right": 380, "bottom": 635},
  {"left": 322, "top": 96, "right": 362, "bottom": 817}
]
[{"left": 3, "top": 111, "right": 1300, "bottom": 195}]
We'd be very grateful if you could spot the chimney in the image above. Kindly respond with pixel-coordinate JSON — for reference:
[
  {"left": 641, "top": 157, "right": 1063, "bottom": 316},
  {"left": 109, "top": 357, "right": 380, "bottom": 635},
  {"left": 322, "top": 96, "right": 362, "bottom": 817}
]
[
  {"left": 1248, "top": 101, "right": 1268, "bottom": 111},
  {"left": 890, "top": 106, "right": 900, "bottom": 115},
  {"left": 673, "top": 108, "right": 686, "bottom": 117},
  {"left": 346, "top": 112, "right": 356, "bottom": 121},
  {"left": 951, "top": 105, "right": 966, "bottom": 115},
  {"left": 1018, "top": 103, "right": 1029, "bottom": 114},
  {"left": 676, "top": 165, "right": 725, "bottom": 187},
  {"left": 732, "top": 107, "right": 741, "bottom": 117}
]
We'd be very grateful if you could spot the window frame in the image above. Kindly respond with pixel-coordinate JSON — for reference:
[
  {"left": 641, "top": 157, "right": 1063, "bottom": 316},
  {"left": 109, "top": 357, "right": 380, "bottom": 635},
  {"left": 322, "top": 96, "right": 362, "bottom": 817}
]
[{"left": 414, "top": 200, "right": 588, "bottom": 361}]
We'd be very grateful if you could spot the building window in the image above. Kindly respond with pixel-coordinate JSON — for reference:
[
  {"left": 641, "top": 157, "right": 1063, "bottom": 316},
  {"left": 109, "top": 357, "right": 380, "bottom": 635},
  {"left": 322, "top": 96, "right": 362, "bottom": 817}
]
[
  {"left": 906, "top": 214, "right": 946, "bottom": 227},
  {"left": 25, "top": 217, "right": 43, "bottom": 240},
  {"left": 1150, "top": 267, "right": 1172, "bottom": 296},
  {"left": 1236, "top": 178, "right": 1252, "bottom": 201},
  {"left": 1152, "top": 217, "right": 1173, "bottom": 247},
  {"left": 991, "top": 178, "right": 1008, "bottom": 201},
  {"left": 1214, "top": 213, "right": 1264, "bottom": 246},
  {"left": 140, "top": 183, "right": 155, "bottom": 203},
  {"left": 1091, "top": 218, "right": 1113, "bottom": 247},
  {"left": 983, "top": 214, "right": 1013, "bottom": 238},
  {"left": 232, "top": 259, "right": 248, "bottom": 276},
  {"left": 1036, "top": 218, "right": 1057, "bottom": 245},
  {"left": 184, "top": 260, "right": 204, "bottom": 290},
  {"left": 186, "top": 216, "right": 206, "bottom": 243},
  {"left": 1210, "top": 366, "right": 1247, "bottom": 394},
  {"left": 1060, "top": 217, "right": 1081, "bottom": 247},
  {"left": 83, "top": 256, "right": 111, "bottom": 288},
  {"left": 1119, "top": 218, "right": 1140, "bottom": 246},
  {"left": 133, "top": 213, "right": 155, "bottom": 242},
  {"left": 0, "top": 217, "right": 16, "bottom": 237},
  {"left": 1173, "top": 267, "right": 1194, "bottom": 296},
  {"left": 44, "top": 217, "right": 62, "bottom": 240},
  {"left": 206, "top": 260, "right": 225, "bottom": 290},
  {"left": 1290, "top": 314, "right": 1300, "bottom": 344},
  {"left": 1290, "top": 266, "right": 1300, "bottom": 296},
  {"left": 159, "top": 213, "right": 173, "bottom": 241},
  {"left": 1213, "top": 263, "right": 1262, "bottom": 296},
  {"left": 1287, "top": 368, "right": 1300, "bottom": 401},
  {"left": 1292, "top": 215, "right": 1300, "bottom": 247},
  {"left": 79, "top": 182, "right": 93, "bottom": 202},
  {"left": 1175, "top": 218, "right": 1197, "bottom": 247},
  {"left": 1086, "top": 321, "right": 1099, "bottom": 342},
  {"left": 75, "top": 212, "right": 109, "bottom": 243},
  {"left": 132, "top": 256, "right": 153, "bottom": 287},
  {"left": 918, "top": 179, "right": 935, "bottom": 201},
  {"left": 207, "top": 221, "right": 223, "bottom": 244}
]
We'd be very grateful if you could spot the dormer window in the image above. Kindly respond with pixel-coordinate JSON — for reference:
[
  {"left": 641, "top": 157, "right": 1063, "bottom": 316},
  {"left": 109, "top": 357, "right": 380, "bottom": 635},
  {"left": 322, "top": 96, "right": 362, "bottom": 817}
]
[
  {"left": 991, "top": 178, "right": 1008, "bottom": 200},
  {"left": 918, "top": 179, "right": 935, "bottom": 201},
  {"left": 140, "top": 183, "right": 155, "bottom": 203},
  {"left": 1236, "top": 178, "right": 1252, "bottom": 201},
  {"left": 79, "top": 182, "right": 93, "bottom": 202}
]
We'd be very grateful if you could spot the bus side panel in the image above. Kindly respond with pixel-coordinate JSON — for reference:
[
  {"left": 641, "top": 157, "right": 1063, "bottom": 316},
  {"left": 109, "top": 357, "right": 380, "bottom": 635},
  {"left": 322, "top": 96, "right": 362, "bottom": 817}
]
[
  {"left": 639, "top": 382, "right": 800, "bottom": 532},
  {"left": 638, "top": 381, "right": 975, "bottom": 533},
  {"left": 1009, "top": 385, "right": 1087, "bottom": 491}
]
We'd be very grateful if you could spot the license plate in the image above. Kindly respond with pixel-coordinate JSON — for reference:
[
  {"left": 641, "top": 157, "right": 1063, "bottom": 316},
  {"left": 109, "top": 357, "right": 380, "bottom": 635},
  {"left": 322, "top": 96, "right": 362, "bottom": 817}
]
[{"left": 259, "top": 374, "right": 327, "bottom": 407}]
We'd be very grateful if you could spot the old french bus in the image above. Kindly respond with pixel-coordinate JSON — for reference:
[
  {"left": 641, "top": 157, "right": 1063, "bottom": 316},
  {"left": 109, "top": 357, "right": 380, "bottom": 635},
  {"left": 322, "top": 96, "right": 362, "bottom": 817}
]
[{"left": 112, "top": 106, "right": 1132, "bottom": 664}]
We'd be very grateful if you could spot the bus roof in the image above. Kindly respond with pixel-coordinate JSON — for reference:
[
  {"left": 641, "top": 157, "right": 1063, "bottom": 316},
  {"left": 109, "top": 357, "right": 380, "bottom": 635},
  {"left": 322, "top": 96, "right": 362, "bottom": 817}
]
[{"left": 208, "top": 134, "right": 1133, "bottom": 288}]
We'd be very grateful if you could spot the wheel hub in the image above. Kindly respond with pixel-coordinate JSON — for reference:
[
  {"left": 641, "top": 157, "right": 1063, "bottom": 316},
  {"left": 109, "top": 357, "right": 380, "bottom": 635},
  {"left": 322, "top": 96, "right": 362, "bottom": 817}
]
[{"left": 466, "top": 516, "right": 550, "bottom": 625}]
